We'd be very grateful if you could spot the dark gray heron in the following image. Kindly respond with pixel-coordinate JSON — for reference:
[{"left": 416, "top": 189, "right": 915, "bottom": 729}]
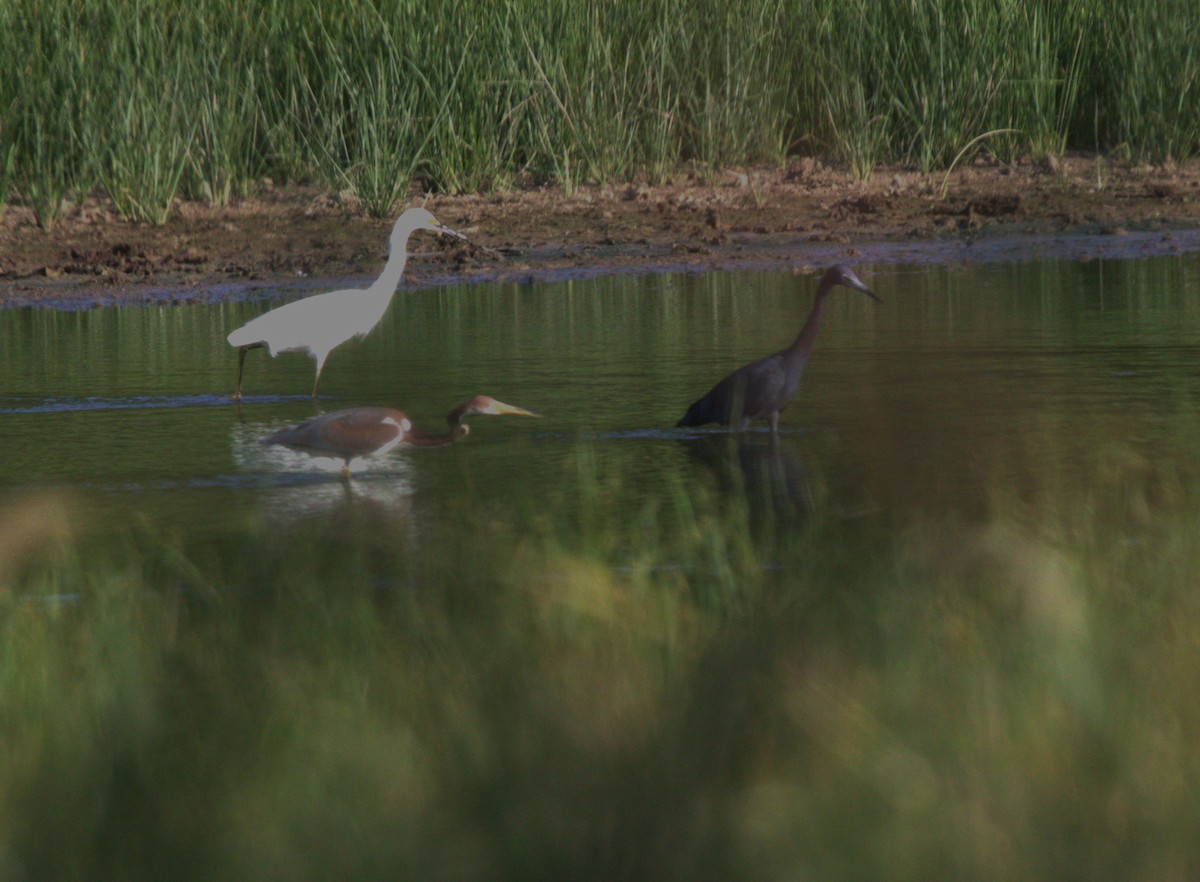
[{"left": 676, "top": 265, "right": 880, "bottom": 432}]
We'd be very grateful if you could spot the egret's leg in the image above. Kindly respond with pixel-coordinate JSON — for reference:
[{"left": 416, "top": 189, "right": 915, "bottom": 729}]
[
  {"left": 233, "top": 343, "right": 263, "bottom": 400},
  {"left": 311, "top": 355, "right": 327, "bottom": 399},
  {"left": 767, "top": 411, "right": 779, "bottom": 434},
  {"left": 233, "top": 347, "right": 247, "bottom": 400}
]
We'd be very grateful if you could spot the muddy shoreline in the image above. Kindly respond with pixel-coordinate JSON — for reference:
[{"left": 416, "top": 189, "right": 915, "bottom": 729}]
[{"left": 2, "top": 154, "right": 1199, "bottom": 308}]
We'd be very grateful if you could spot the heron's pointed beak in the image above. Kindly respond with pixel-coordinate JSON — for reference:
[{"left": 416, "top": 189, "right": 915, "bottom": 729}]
[
  {"left": 846, "top": 276, "right": 881, "bottom": 302},
  {"left": 489, "top": 400, "right": 542, "bottom": 418},
  {"left": 434, "top": 221, "right": 469, "bottom": 241}
]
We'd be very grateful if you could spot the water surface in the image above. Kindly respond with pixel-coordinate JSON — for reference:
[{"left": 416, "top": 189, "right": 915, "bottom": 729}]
[{"left": 2, "top": 255, "right": 1198, "bottom": 537}]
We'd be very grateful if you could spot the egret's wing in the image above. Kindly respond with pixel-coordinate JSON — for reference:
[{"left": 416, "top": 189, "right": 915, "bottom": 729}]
[
  {"left": 227, "top": 295, "right": 329, "bottom": 349},
  {"left": 227, "top": 287, "right": 384, "bottom": 355}
]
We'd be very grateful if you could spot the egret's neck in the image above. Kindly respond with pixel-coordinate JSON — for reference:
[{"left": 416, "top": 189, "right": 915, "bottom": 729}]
[{"left": 371, "top": 233, "right": 412, "bottom": 293}]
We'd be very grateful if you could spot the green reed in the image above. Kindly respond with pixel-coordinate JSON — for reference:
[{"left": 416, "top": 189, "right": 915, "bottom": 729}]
[
  {"left": 0, "top": 126, "right": 14, "bottom": 217},
  {"left": 1085, "top": 0, "right": 1200, "bottom": 161},
  {"left": 0, "top": 0, "right": 1197, "bottom": 224}
]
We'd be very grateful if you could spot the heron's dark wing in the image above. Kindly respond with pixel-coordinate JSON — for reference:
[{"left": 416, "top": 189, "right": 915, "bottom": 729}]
[
  {"left": 733, "top": 353, "right": 788, "bottom": 418},
  {"left": 678, "top": 353, "right": 787, "bottom": 426},
  {"left": 677, "top": 388, "right": 725, "bottom": 426},
  {"left": 263, "top": 407, "right": 407, "bottom": 457}
]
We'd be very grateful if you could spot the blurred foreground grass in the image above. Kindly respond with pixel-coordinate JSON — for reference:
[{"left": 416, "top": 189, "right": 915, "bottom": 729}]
[{"left": 2, "top": 441, "right": 1200, "bottom": 881}]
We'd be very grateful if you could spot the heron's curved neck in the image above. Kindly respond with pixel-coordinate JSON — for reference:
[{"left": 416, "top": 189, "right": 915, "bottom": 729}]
[
  {"left": 446, "top": 400, "right": 479, "bottom": 427},
  {"left": 785, "top": 275, "right": 837, "bottom": 363},
  {"left": 405, "top": 410, "right": 470, "bottom": 448},
  {"left": 406, "top": 426, "right": 466, "bottom": 448}
]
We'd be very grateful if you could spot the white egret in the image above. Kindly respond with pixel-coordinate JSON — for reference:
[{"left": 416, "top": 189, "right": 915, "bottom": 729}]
[{"left": 227, "top": 207, "right": 467, "bottom": 400}]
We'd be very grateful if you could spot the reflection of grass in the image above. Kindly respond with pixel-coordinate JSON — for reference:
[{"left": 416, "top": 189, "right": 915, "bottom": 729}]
[{"left": 3, "top": 443, "right": 1200, "bottom": 880}]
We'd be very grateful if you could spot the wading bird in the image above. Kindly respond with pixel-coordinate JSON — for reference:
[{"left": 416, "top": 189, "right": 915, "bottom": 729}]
[
  {"left": 261, "top": 395, "right": 541, "bottom": 472},
  {"left": 227, "top": 207, "right": 468, "bottom": 400},
  {"left": 676, "top": 265, "right": 880, "bottom": 432}
]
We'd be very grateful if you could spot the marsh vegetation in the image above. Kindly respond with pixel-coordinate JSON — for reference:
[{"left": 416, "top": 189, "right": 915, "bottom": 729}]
[{"left": 1, "top": 0, "right": 1198, "bottom": 227}]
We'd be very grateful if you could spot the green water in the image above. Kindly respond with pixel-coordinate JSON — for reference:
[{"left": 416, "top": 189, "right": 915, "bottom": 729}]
[
  {"left": 2, "top": 257, "right": 1198, "bottom": 531},
  {"left": 2, "top": 254, "right": 1200, "bottom": 879}
]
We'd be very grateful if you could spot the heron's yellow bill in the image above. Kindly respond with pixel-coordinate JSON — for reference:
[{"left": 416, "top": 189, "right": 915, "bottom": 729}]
[{"left": 488, "top": 400, "right": 541, "bottom": 418}]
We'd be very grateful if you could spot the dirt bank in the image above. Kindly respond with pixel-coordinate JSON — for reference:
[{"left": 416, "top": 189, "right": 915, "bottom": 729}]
[{"left": 2, "top": 153, "right": 1199, "bottom": 307}]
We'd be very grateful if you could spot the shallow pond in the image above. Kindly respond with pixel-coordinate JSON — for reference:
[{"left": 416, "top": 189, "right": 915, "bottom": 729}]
[{"left": 2, "top": 255, "right": 1198, "bottom": 537}]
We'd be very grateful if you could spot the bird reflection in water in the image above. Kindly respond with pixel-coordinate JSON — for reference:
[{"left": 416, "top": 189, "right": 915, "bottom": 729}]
[{"left": 683, "top": 432, "right": 816, "bottom": 526}]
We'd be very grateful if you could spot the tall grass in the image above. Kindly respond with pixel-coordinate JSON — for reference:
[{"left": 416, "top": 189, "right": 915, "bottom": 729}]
[
  {"left": 0, "top": 122, "right": 15, "bottom": 217},
  {"left": 1085, "top": 0, "right": 1200, "bottom": 161},
  {"left": 0, "top": 0, "right": 1197, "bottom": 224}
]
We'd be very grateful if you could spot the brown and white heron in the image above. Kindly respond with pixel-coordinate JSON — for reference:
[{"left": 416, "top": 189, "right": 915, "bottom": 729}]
[
  {"left": 676, "top": 265, "right": 880, "bottom": 432},
  {"left": 227, "top": 207, "right": 468, "bottom": 400},
  {"left": 260, "top": 395, "right": 540, "bottom": 473}
]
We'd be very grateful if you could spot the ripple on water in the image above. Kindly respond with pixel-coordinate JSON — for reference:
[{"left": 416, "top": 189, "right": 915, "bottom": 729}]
[{"left": 0, "top": 393, "right": 313, "bottom": 415}]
